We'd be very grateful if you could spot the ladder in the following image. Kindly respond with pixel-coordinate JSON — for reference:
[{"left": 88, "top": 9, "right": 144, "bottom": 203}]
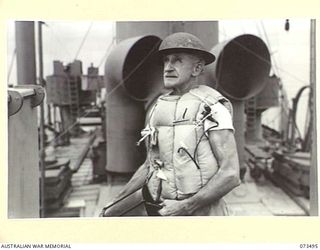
[
  {"left": 68, "top": 76, "right": 80, "bottom": 129},
  {"left": 245, "top": 96, "right": 257, "bottom": 142}
]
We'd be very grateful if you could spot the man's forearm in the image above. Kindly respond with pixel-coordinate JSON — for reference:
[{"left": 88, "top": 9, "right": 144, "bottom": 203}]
[
  {"left": 185, "top": 130, "right": 240, "bottom": 213},
  {"left": 111, "top": 162, "right": 148, "bottom": 201},
  {"left": 186, "top": 165, "right": 240, "bottom": 213}
]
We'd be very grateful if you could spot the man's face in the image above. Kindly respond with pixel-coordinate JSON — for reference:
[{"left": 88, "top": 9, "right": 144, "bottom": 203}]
[{"left": 163, "top": 52, "right": 201, "bottom": 90}]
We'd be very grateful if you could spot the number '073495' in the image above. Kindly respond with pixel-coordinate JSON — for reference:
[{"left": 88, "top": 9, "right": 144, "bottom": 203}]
[{"left": 300, "top": 244, "right": 318, "bottom": 248}]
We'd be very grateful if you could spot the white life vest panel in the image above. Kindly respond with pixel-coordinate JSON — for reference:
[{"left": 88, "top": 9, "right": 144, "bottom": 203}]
[{"left": 144, "top": 85, "right": 233, "bottom": 209}]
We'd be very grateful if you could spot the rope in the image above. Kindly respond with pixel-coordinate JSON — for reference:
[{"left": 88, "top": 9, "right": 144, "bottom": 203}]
[
  {"left": 104, "top": 39, "right": 162, "bottom": 102},
  {"left": 259, "top": 20, "right": 281, "bottom": 76},
  {"left": 218, "top": 25, "right": 309, "bottom": 86},
  {"left": 46, "top": 23, "right": 73, "bottom": 60},
  {"left": 74, "top": 22, "right": 93, "bottom": 61},
  {"left": 45, "top": 38, "right": 161, "bottom": 147},
  {"left": 7, "top": 48, "right": 16, "bottom": 84},
  {"left": 98, "top": 36, "right": 116, "bottom": 67}
]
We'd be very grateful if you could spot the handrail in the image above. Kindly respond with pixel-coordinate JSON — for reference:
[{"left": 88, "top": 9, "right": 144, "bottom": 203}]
[
  {"left": 8, "top": 85, "right": 45, "bottom": 117},
  {"left": 8, "top": 87, "right": 35, "bottom": 98}
]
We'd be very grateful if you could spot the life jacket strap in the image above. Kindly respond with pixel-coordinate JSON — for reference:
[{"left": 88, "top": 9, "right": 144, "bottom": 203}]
[{"left": 136, "top": 125, "right": 157, "bottom": 146}]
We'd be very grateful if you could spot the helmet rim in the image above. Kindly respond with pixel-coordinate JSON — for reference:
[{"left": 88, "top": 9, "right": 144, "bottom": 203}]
[
  {"left": 158, "top": 32, "right": 215, "bottom": 65},
  {"left": 158, "top": 47, "right": 215, "bottom": 65}
]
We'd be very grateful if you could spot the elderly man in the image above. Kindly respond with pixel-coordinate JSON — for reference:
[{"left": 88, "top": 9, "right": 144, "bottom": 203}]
[{"left": 102, "top": 32, "right": 240, "bottom": 216}]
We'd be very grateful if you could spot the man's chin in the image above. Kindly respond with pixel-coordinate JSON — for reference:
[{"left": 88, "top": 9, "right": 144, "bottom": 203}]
[{"left": 164, "top": 82, "right": 177, "bottom": 89}]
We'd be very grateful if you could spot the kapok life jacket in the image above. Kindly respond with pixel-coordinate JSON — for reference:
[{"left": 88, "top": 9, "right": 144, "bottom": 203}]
[{"left": 143, "top": 85, "right": 233, "bottom": 202}]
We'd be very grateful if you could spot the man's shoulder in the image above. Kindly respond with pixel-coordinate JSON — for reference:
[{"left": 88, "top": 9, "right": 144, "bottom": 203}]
[
  {"left": 190, "top": 85, "right": 233, "bottom": 117},
  {"left": 189, "top": 85, "right": 229, "bottom": 104}
]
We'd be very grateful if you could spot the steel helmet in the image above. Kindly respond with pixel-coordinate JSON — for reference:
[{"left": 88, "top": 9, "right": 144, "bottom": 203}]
[{"left": 158, "top": 32, "right": 215, "bottom": 65}]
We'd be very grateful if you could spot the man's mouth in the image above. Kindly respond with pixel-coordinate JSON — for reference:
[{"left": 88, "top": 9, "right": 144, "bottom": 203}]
[{"left": 164, "top": 75, "right": 177, "bottom": 78}]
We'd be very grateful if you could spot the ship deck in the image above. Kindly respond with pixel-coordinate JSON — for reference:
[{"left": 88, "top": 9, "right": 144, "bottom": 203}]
[{"left": 46, "top": 129, "right": 309, "bottom": 218}]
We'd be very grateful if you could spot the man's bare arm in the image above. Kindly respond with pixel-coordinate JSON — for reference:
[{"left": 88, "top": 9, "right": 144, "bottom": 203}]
[
  {"left": 187, "top": 129, "right": 240, "bottom": 212},
  {"left": 113, "top": 162, "right": 149, "bottom": 199},
  {"left": 159, "top": 129, "right": 240, "bottom": 216},
  {"left": 100, "top": 162, "right": 148, "bottom": 216}
]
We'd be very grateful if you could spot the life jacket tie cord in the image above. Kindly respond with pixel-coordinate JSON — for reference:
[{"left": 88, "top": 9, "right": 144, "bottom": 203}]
[{"left": 136, "top": 125, "right": 157, "bottom": 146}]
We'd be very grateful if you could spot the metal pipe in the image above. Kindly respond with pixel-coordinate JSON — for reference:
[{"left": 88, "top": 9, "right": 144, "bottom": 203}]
[
  {"left": 231, "top": 100, "right": 246, "bottom": 177},
  {"left": 290, "top": 85, "right": 310, "bottom": 148},
  {"left": 309, "top": 19, "right": 318, "bottom": 216},
  {"left": 15, "top": 21, "right": 36, "bottom": 85},
  {"left": 38, "top": 21, "right": 46, "bottom": 218}
]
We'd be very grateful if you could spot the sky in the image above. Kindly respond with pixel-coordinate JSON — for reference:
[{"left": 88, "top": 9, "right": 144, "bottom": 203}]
[
  {"left": 6, "top": 19, "right": 312, "bottom": 135},
  {"left": 7, "top": 21, "right": 115, "bottom": 81}
]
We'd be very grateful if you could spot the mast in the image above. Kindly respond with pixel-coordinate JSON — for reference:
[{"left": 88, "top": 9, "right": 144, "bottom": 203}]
[
  {"left": 38, "top": 21, "right": 46, "bottom": 218},
  {"left": 15, "top": 21, "right": 36, "bottom": 85},
  {"left": 10, "top": 21, "right": 40, "bottom": 218},
  {"left": 309, "top": 19, "right": 317, "bottom": 216}
]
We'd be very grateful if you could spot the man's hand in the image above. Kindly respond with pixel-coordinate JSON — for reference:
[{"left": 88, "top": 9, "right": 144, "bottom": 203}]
[{"left": 158, "top": 199, "right": 191, "bottom": 216}]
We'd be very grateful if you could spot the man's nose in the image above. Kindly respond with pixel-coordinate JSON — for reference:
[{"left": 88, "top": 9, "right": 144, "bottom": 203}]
[{"left": 164, "top": 61, "right": 174, "bottom": 72}]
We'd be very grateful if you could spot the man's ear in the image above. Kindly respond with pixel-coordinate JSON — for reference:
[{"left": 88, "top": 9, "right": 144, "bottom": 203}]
[{"left": 192, "top": 62, "right": 204, "bottom": 76}]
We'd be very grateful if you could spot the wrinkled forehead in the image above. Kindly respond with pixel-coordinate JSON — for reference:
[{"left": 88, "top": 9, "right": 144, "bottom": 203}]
[{"left": 162, "top": 52, "right": 202, "bottom": 62}]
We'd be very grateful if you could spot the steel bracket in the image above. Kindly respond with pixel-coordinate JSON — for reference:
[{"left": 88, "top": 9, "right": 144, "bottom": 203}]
[
  {"left": 8, "top": 90, "right": 23, "bottom": 117},
  {"left": 15, "top": 84, "right": 45, "bottom": 107}
]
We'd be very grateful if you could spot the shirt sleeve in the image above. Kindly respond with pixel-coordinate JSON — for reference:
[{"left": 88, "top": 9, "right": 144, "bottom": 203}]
[{"left": 203, "top": 101, "right": 234, "bottom": 132}]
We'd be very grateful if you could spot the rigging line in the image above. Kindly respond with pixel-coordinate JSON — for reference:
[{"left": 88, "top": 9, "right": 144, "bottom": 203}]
[
  {"left": 46, "top": 23, "right": 73, "bottom": 60},
  {"left": 254, "top": 20, "right": 291, "bottom": 115},
  {"left": 258, "top": 21, "right": 304, "bottom": 101},
  {"left": 266, "top": 105, "right": 303, "bottom": 140},
  {"left": 280, "top": 100, "right": 290, "bottom": 114},
  {"left": 265, "top": 109, "right": 303, "bottom": 139},
  {"left": 264, "top": 105, "right": 290, "bottom": 128},
  {"left": 219, "top": 23, "right": 227, "bottom": 42},
  {"left": 98, "top": 36, "right": 116, "bottom": 67},
  {"left": 292, "top": 114, "right": 303, "bottom": 140},
  {"left": 105, "top": 39, "right": 162, "bottom": 102},
  {"left": 7, "top": 48, "right": 16, "bottom": 84},
  {"left": 46, "top": 109, "right": 91, "bottom": 146},
  {"left": 267, "top": 109, "right": 283, "bottom": 125},
  {"left": 74, "top": 22, "right": 93, "bottom": 61},
  {"left": 304, "top": 107, "right": 310, "bottom": 138},
  {"left": 218, "top": 28, "right": 309, "bottom": 86},
  {"left": 259, "top": 20, "right": 280, "bottom": 77},
  {"left": 219, "top": 27, "right": 272, "bottom": 64},
  {"left": 259, "top": 20, "right": 308, "bottom": 85},
  {"left": 255, "top": 21, "right": 278, "bottom": 76},
  {"left": 47, "top": 39, "right": 162, "bottom": 146}
]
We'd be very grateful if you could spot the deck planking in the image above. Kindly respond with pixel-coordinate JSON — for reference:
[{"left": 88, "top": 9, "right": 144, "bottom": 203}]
[{"left": 48, "top": 131, "right": 308, "bottom": 217}]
